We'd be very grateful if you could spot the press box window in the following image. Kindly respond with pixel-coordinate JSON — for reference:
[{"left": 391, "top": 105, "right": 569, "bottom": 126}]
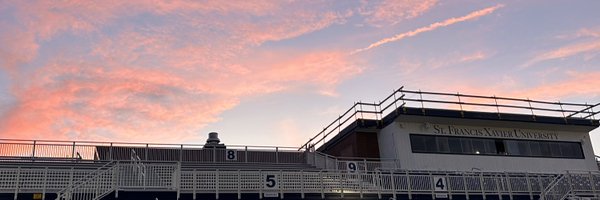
[{"left": 409, "top": 134, "right": 584, "bottom": 159}]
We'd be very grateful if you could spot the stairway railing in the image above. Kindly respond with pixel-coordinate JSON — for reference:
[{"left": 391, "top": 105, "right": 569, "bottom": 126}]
[{"left": 55, "top": 161, "right": 116, "bottom": 200}]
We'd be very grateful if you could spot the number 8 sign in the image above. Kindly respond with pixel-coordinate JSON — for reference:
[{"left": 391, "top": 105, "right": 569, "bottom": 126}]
[{"left": 226, "top": 149, "right": 237, "bottom": 161}]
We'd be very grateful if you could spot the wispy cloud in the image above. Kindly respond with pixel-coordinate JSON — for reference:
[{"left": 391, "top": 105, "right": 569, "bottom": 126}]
[
  {"left": 522, "top": 40, "right": 600, "bottom": 67},
  {"left": 352, "top": 4, "right": 504, "bottom": 54},
  {"left": 0, "top": 1, "right": 361, "bottom": 142},
  {"left": 359, "top": 0, "right": 437, "bottom": 27}
]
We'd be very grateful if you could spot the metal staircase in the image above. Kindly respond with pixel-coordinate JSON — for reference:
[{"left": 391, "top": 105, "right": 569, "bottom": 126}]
[
  {"left": 55, "top": 162, "right": 117, "bottom": 200},
  {"left": 540, "top": 171, "right": 600, "bottom": 200}
]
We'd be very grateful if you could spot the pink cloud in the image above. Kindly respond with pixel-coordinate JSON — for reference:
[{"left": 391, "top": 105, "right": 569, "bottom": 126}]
[
  {"left": 360, "top": 0, "right": 437, "bottom": 27},
  {"left": 0, "top": 29, "right": 361, "bottom": 142},
  {"left": 459, "top": 51, "right": 489, "bottom": 62},
  {"left": 523, "top": 40, "right": 600, "bottom": 67},
  {"left": 353, "top": 4, "right": 504, "bottom": 54},
  {"left": 0, "top": 27, "right": 38, "bottom": 71}
]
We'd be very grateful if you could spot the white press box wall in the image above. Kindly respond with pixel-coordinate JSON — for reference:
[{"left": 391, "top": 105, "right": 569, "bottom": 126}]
[{"left": 377, "top": 115, "right": 598, "bottom": 173}]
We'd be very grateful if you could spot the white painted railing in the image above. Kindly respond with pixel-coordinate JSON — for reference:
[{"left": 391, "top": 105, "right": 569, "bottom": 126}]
[
  {"left": 55, "top": 162, "right": 116, "bottom": 200},
  {"left": 0, "top": 162, "right": 567, "bottom": 199}
]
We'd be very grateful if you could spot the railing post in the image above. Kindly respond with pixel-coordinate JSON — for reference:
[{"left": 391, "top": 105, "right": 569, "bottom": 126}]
[
  {"left": 419, "top": 90, "right": 425, "bottom": 114},
  {"left": 527, "top": 98, "right": 536, "bottom": 121},
  {"left": 495, "top": 174, "right": 502, "bottom": 200},
  {"left": 177, "top": 162, "right": 181, "bottom": 200},
  {"left": 71, "top": 141, "right": 76, "bottom": 159},
  {"left": 13, "top": 167, "right": 20, "bottom": 200},
  {"left": 393, "top": 90, "right": 398, "bottom": 115},
  {"left": 193, "top": 169, "right": 197, "bottom": 200},
  {"left": 406, "top": 171, "right": 412, "bottom": 200},
  {"left": 109, "top": 143, "right": 113, "bottom": 161},
  {"left": 31, "top": 140, "right": 36, "bottom": 161},
  {"left": 216, "top": 169, "right": 220, "bottom": 200},
  {"left": 479, "top": 172, "right": 486, "bottom": 200},
  {"left": 145, "top": 143, "right": 148, "bottom": 161},
  {"left": 237, "top": 169, "right": 241, "bottom": 200},
  {"left": 179, "top": 145, "right": 183, "bottom": 162},
  {"left": 567, "top": 171, "right": 573, "bottom": 195},
  {"left": 275, "top": 147, "right": 279, "bottom": 163},
  {"left": 505, "top": 172, "right": 512, "bottom": 200},
  {"left": 259, "top": 170, "right": 264, "bottom": 199},
  {"left": 114, "top": 162, "right": 119, "bottom": 199},
  {"left": 390, "top": 172, "right": 396, "bottom": 200},
  {"left": 430, "top": 172, "right": 435, "bottom": 200},
  {"left": 42, "top": 167, "right": 47, "bottom": 200},
  {"left": 462, "top": 173, "right": 469, "bottom": 200},
  {"left": 245, "top": 146, "right": 248, "bottom": 163},
  {"left": 300, "top": 170, "right": 305, "bottom": 199},
  {"left": 279, "top": 170, "right": 283, "bottom": 199},
  {"left": 494, "top": 95, "right": 501, "bottom": 117},
  {"left": 320, "top": 170, "right": 324, "bottom": 199},
  {"left": 213, "top": 147, "right": 216, "bottom": 163},
  {"left": 525, "top": 172, "right": 532, "bottom": 200}
]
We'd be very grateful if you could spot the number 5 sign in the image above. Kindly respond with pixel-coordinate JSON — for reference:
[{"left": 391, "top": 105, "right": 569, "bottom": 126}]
[
  {"left": 264, "top": 174, "right": 279, "bottom": 189},
  {"left": 433, "top": 176, "right": 447, "bottom": 191}
]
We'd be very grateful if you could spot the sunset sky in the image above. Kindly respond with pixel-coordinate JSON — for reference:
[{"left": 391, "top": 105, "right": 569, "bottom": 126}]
[{"left": 0, "top": 1, "right": 599, "bottom": 151}]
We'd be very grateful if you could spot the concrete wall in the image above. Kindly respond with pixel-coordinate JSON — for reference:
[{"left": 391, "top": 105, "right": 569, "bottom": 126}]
[{"left": 378, "top": 115, "right": 598, "bottom": 173}]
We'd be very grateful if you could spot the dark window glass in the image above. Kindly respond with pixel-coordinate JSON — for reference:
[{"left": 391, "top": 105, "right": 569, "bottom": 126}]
[
  {"left": 472, "top": 139, "right": 485, "bottom": 155},
  {"left": 549, "top": 142, "right": 561, "bottom": 157},
  {"left": 410, "top": 135, "right": 427, "bottom": 152},
  {"left": 530, "top": 141, "right": 542, "bottom": 156},
  {"left": 540, "top": 142, "right": 551, "bottom": 156},
  {"left": 409, "top": 134, "right": 583, "bottom": 159},
  {"left": 424, "top": 136, "right": 437, "bottom": 152},
  {"left": 505, "top": 140, "right": 520, "bottom": 156},
  {"left": 571, "top": 143, "right": 584, "bottom": 158},
  {"left": 461, "top": 139, "right": 473, "bottom": 154},
  {"left": 448, "top": 137, "right": 462, "bottom": 153},
  {"left": 517, "top": 141, "right": 531, "bottom": 156},
  {"left": 560, "top": 143, "right": 575, "bottom": 158},
  {"left": 483, "top": 140, "right": 496, "bottom": 154},
  {"left": 437, "top": 137, "right": 450, "bottom": 153}
]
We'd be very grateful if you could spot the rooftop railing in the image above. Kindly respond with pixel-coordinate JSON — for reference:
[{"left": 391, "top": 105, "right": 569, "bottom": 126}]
[
  {"left": 0, "top": 139, "right": 304, "bottom": 164},
  {"left": 301, "top": 86, "right": 600, "bottom": 150}
]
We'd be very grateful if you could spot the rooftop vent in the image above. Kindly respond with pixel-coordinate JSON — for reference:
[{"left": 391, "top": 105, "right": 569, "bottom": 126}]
[{"left": 204, "top": 132, "right": 226, "bottom": 148}]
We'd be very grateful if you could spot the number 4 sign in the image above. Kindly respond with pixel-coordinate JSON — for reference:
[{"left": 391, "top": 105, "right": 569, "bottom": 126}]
[{"left": 433, "top": 176, "right": 447, "bottom": 191}]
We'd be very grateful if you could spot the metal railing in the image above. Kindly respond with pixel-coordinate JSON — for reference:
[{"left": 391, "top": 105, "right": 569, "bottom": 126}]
[
  {"left": 301, "top": 87, "right": 600, "bottom": 150},
  {"left": 0, "top": 162, "right": 572, "bottom": 200},
  {"left": 0, "top": 139, "right": 304, "bottom": 164},
  {"left": 305, "top": 151, "right": 398, "bottom": 172},
  {"left": 56, "top": 161, "right": 117, "bottom": 200},
  {"left": 540, "top": 171, "right": 600, "bottom": 200}
]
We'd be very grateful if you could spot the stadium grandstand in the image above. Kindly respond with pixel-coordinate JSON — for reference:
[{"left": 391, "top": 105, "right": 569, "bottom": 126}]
[{"left": 0, "top": 87, "right": 599, "bottom": 200}]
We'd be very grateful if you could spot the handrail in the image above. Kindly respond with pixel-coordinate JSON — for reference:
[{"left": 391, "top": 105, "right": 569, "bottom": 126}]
[
  {"left": 301, "top": 87, "right": 600, "bottom": 151},
  {"left": 56, "top": 161, "right": 116, "bottom": 200}
]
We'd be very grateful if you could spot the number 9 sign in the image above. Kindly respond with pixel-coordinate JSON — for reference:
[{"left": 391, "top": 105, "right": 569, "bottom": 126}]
[{"left": 346, "top": 161, "right": 358, "bottom": 173}]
